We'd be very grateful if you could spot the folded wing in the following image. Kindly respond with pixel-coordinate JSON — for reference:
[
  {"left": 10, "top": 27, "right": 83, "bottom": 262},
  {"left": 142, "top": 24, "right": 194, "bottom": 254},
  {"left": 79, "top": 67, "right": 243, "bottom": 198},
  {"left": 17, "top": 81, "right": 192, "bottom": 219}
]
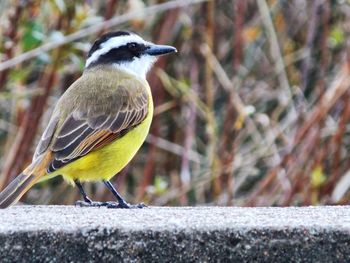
[{"left": 33, "top": 78, "right": 149, "bottom": 173}]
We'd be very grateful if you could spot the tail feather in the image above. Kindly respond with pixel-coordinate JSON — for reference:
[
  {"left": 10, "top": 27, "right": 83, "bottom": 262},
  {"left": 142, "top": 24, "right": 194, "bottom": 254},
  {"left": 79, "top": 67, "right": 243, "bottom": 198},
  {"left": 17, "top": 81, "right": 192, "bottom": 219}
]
[
  {"left": 0, "top": 172, "right": 41, "bottom": 208},
  {"left": 0, "top": 153, "right": 51, "bottom": 208}
]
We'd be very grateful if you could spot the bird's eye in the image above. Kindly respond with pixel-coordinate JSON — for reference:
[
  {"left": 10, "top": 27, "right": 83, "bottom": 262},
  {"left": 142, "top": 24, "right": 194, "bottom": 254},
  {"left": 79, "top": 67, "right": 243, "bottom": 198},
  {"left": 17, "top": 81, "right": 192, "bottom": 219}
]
[{"left": 127, "top": 42, "right": 138, "bottom": 51}]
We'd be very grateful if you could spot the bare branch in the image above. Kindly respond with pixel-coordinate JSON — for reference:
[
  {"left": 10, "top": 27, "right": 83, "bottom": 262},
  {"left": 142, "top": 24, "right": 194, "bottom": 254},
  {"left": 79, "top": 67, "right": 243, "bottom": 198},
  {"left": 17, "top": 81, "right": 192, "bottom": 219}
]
[{"left": 0, "top": 0, "right": 208, "bottom": 72}]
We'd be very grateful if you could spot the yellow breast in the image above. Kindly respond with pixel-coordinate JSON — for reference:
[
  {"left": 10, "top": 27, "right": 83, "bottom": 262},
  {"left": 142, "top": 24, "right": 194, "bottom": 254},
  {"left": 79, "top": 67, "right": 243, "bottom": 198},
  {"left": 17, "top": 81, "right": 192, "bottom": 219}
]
[{"left": 51, "top": 83, "right": 153, "bottom": 184}]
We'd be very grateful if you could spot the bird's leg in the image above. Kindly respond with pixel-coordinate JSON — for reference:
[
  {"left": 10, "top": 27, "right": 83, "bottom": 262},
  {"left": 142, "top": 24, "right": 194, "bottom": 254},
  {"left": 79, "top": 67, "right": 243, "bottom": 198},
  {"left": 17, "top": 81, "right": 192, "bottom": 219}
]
[
  {"left": 103, "top": 180, "right": 146, "bottom": 209},
  {"left": 74, "top": 180, "right": 117, "bottom": 207},
  {"left": 75, "top": 180, "right": 92, "bottom": 203}
]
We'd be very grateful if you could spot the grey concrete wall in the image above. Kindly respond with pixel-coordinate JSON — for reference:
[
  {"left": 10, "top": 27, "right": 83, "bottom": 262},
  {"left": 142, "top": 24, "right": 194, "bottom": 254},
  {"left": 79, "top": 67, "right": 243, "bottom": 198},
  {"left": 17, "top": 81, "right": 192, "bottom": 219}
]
[{"left": 0, "top": 206, "right": 349, "bottom": 262}]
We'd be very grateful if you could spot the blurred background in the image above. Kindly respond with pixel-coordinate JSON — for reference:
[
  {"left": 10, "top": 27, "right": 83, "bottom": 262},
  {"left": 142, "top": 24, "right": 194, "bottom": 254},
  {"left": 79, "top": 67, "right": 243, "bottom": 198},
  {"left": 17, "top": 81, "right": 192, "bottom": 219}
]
[{"left": 0, "top": 0, "right": 349, "bottom": 207}]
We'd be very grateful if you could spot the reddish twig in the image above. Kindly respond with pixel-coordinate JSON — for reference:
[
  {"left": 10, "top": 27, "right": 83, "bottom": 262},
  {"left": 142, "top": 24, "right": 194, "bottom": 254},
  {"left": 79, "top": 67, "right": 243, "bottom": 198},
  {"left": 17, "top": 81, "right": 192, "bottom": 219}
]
[
  {"left": 179, "top": 59, "right": 198, "bottom": 204},
  {"left": 137, "top": 8, "right": 180, "bottom": 201},
  {"left": 1, "top": 53, "right": 60, "bottom": 188},
  {"left": 247, "top": 65, "right": 350, "bottom": 206},
  {"left": 0, "top": 0, "right": 24, "bottom": 90}
]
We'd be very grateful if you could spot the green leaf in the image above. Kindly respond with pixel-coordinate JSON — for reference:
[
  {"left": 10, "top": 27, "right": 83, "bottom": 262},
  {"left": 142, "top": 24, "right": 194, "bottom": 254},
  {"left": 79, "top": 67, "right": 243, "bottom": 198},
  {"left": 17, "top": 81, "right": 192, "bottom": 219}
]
[
  {"left": 311, "top": 166, "right": 326, "bottom": 188},
  {"left": 21, "top": 21, "right": 44, "bottom": 51},
  {"left": 329, "top": 27, "right": 345, "bottom": 48},
  {"left": 154, "top": 176, "right": 168, "bottom": 194}
]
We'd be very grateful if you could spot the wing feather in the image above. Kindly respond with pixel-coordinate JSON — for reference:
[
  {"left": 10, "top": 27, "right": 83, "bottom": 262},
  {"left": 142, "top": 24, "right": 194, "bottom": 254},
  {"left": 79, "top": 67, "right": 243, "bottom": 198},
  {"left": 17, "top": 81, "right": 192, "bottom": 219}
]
[
  {"left": 34, "top": 75, "right": 149, "bottom": 173},
  {"left": 33, "top": 115, "right": 59, "bottom": 161}
]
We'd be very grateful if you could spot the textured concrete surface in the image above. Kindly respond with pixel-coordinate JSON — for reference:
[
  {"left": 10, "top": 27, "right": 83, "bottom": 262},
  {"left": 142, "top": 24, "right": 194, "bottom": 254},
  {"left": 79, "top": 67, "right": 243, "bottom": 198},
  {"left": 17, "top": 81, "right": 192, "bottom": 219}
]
[{"left": 0, "top": 206, "right": 350, "bottom": 262}]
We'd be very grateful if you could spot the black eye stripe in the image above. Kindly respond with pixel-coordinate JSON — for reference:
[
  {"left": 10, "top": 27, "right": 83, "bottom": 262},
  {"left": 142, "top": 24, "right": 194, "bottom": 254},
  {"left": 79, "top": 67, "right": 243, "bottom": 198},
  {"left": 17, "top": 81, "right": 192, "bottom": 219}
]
[
  {"left": 127, "top": 42, "right": 147, "bottom": 52},
  {"left": 128, "top": 43, "right": 137, "bottom": 49},
  {"left": 88, "top": 44, "right": 147, "bottom": 67}
]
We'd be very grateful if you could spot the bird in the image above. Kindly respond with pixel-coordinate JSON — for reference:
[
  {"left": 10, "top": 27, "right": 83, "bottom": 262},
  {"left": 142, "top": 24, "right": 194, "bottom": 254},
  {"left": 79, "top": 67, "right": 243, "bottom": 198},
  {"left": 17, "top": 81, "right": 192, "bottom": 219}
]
[{"left": 0, "top": 30, "right": 177, "bottom": 208}]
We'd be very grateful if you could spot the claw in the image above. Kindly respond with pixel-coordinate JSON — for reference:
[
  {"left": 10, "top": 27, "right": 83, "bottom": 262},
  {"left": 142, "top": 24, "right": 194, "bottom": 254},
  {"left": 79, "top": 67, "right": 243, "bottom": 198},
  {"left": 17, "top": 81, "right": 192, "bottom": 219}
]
[
  {"left": 75, "top": 200, "right": 147, "bottom": 209},
  {"left": 107, "top": 202, "right": 147, "bottom": 209},
  {"left": 75, "top": 200, "right": 118, "bottom": 207}
]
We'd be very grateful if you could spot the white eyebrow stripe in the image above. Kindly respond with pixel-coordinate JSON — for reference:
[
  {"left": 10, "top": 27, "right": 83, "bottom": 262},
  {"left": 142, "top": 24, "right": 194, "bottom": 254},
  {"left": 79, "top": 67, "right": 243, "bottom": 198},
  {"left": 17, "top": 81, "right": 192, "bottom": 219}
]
[{"left": 85, "top": 34, "right": 149, "bottom": 68}]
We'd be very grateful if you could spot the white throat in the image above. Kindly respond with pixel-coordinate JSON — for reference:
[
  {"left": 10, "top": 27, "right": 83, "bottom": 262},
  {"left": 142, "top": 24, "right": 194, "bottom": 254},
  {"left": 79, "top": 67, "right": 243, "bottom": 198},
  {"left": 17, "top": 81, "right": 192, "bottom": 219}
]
[{"left": 113, "top": 55, "right": 157, "bottom": 80}]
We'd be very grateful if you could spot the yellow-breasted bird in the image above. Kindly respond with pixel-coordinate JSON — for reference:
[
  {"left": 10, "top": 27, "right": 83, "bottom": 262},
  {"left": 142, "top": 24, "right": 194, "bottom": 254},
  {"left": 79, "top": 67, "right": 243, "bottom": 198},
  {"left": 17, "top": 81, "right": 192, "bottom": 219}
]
[{"left": 0, "top": 31, "right": 177, "bottom": 208}]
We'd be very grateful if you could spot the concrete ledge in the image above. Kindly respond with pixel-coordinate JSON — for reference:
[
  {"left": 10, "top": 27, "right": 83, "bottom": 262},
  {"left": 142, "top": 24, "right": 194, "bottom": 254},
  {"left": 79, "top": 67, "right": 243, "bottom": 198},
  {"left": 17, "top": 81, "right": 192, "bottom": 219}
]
[{"left": 0, "top": 206, "right": 350, "bottom": 262}]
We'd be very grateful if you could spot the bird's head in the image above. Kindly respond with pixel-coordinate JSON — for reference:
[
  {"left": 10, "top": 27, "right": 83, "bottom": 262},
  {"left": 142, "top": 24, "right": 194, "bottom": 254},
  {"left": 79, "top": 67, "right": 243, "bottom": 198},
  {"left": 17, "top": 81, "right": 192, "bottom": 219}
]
[{"left": 85, "top": 31, "right": 177, "bottom": 79}]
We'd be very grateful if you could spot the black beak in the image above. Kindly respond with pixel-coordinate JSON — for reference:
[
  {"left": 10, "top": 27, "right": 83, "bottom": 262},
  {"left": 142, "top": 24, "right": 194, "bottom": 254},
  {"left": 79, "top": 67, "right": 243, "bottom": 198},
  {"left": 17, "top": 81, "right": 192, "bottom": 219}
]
[{"left": 145, "top": 44, "right": 177, "bottom": 56}]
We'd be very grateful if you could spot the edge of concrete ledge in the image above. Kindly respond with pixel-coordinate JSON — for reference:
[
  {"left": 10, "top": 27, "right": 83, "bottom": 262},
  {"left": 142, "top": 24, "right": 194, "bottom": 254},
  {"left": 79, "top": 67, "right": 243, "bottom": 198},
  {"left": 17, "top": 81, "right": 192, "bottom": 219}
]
[{"left": 0, "top": 206, "right": 349, "bottom": 262}]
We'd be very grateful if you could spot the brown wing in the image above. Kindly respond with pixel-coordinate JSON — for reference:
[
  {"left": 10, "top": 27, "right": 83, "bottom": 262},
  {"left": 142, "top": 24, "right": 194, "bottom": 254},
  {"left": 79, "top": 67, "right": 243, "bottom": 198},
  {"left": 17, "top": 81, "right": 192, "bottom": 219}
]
[{"left": 33, "top": 77, "right": 149, "bottom": 174}]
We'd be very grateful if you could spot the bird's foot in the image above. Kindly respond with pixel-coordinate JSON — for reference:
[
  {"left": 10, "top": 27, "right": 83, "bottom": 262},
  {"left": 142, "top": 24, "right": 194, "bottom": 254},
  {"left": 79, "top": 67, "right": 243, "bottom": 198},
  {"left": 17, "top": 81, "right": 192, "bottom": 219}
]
[
  {"left": 75, "top": 200, "right": 118, "bottom": 207},
  {"left": 75, "top": 200, "right": 147, "bottom": 209},
  {"left": 106, "top": 201, "right": 147, "bottom": 209}
]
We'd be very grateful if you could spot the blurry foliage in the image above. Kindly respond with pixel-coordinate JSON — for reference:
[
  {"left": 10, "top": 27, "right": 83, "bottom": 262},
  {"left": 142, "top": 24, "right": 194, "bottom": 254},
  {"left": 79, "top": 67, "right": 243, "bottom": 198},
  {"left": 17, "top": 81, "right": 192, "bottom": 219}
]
[{"left": 0, "top": 0, "right": 350, "bottom": 207}]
